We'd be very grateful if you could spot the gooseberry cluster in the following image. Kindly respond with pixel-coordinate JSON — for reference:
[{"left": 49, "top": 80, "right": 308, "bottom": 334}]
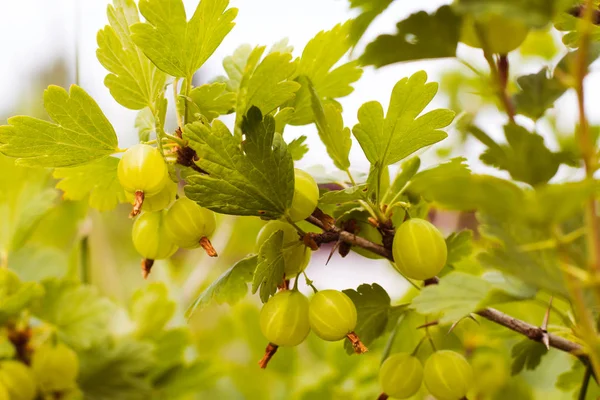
[
  {"left": 379, "top": 350, "right": 474, "bottom": 400},
  {"left": 0, "top": 341, "right": 80, "bottom": 400},
  {"left": 118, "top": 144, "right": 218, "bottom": 277}
]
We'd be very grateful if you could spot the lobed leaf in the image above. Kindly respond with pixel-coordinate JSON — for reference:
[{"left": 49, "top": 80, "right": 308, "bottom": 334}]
[
  {"left": 252, "top": 231, "right": 285, "bottom": 303},
  {"left": 129, "top": 282, "right": 176, "bottom": 339},
  {"left": 0, "top": 85, "right": 119, "bottom": 167},
  {"left": 96, "top": 0, "right": 167, "bottom": 110},
  {"left": 180, "top": 82, "right": 236, "bottom": 122},
  {"left": 511, "top": 339, "right": 548, "bottom": 375},
  {"left": 287, "top": 136, "right": 309, "bottom": 161},
  {"left": 319, "top": 185, "right": 368, "bottom": 205},
  {"left": 54, "top": 156, "right": 127, "bottom": 212},
  {"left": 184, "top": 107, "right": 294, "bottom": 218},
  {"left": 361, "top": 6, "right": 462, "bottom": 67},
  {"left": 131, "top": 0, "right": 237, "bottom": 78}
]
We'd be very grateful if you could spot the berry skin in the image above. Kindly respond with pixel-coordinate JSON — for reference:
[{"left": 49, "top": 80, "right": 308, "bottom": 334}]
[
  {"left": 308, "top": 290, "right": 357, "bottom": 341},
  {"left": 256, "top": 220, "right": 310, "bottom": 277},
  {"left": 259, "top": 290, "right": 310, "bottom": 347},
  {"left": 379, "top": 353, "right": 423, "bottom": 399},
  {"left": 118, "top": 144, "right": 168, "bottom": 197},
  {"left": 392, "top": 219, "right": 447, "bottom": 280},
  {"left": 288, "top": 169, "right": 319, "bottom": 222},
  {"left": 424, "top": 350, "right": 474, "bottom": 400},
  {"left": 31, "top": 342, "right": 79, "bottom": 393},
  {"left": 132, "top": 210, "right": 178, "bottom": 260},
  {"left": 164, "top": 197, "right": 217, "bottom": 249},
  {"left": 0, "top": 383, "right": 8, "bottom": 400},
  {"left": 460, "top": 14, "right": 529, "bottom": 54},
  {"left": 0, "top": 361, "right": 37, "bottom": 400},
  {"left": 126, "top": 178, "right": 177, "bottom": 212}
]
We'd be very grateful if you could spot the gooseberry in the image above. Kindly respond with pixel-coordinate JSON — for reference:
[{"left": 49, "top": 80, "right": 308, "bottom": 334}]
[
  {"left": 460, "top": 13, "right": 529, "bottom": 54},
  {"left": 288, "top": 169, "right": 319, "bottom": 222},
  {"left": 0, "top": 361, "right": 37, "bottom": 400},
  {"left": 308, "top": 290, "right": 357, "bottom": 341},
  {"left": 392, "top": 219, "right": 447, "bottom": 280},
  {"left": 423, "top": 350, "right": 474, "bottom": 400},
  {"left": 379, "top": 353, "right": 424, "bottom": 399},
  {"left": 164, "top": 197, "right": 217, "bottom": 254},
  {"left": 259, "top": 290, "right": 310, "bottom": 347},
  {"left": 256, "top": 220, "right": 310, "bottom": 277},
  {"left": 131, "top": 210, "right": 178, "bottom": 260}
]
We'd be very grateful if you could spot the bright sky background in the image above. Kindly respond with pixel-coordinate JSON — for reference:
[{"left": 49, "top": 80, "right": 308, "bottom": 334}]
[{"left": 0, "top": 0, "right": 597, "bottom": 296}]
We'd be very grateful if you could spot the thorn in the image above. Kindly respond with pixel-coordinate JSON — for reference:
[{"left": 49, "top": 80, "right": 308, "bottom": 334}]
[
  {"left": 416, "top": 320, "right": 439, "bottom": 329},
  {"left": 448, "top": 314, "right": 479, "bottom": 335},
  {"left": 346, "top": 331, "right": 368, "bottom": 354},
  {"left": 258, "top": 342, "right": 278, "bottom": 369},
  {"left": 141, "top": 258, "right": 154, "bottom": 279},
  {"left": 326, "top": 240, "right": 342, "bottom": 265},
  {"left": 130, "top": 191, "right": 144, "bottom": 218},
  {"left": 540, "top": 296, "right": 553, "bottom": 350},
  {"left": 199, "top": 237, "right": 218, "bottom": 257}
]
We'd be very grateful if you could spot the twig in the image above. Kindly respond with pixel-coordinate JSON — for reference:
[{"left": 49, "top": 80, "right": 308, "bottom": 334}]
[{"left": 579, "top": 364, "right": 593, "bottom": 400}]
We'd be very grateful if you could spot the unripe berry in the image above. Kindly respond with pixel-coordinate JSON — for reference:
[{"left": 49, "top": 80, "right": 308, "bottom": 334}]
[
  {"left": 31, "top": 342, "right": 79, "bottom": 393},
  {"left": 256, "top": 220, "right": 310, "bottom": 277},
  {"left": 259, "top": 290, "right": 310, "bottom": 347},
  {"left": 392, "top": 219, "right": 447, "bottom": 280},
  {"left": 132, "top": 210, "right": 178, "bottom": 260},
  {"left": 0, "top": 361, "right": 37, "bottom": 400},
  {"left": 126, "top": 178, "right": 177, "bottom": 212},
  {"left": 424, "top": 350, "right": 474, "bottom": 400},
  {"left": 0, "top": 383, "right": 8, "bottom": 400},
  {"left": 118, "top": 144, "right": 168, "bottom": 197},
  {"left": 165, "top": 197, "right": 217, "bottom": 249},
  {"left": 460, "top": 14, "right": 529, "bottom": 54},
  {"left": 379, "top": 353, "right": 423, "bottom": 399},
  {"left": 308, "top": 290, "right": 357, "bottom": 341},
  {"left": 288, "top": 169, "right": 319, "bottom": 222}
]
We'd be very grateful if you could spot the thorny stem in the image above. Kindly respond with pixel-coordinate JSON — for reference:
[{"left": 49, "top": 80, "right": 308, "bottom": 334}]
[{"left": 305, "top": 208, "right": 586, "bottom": 360}]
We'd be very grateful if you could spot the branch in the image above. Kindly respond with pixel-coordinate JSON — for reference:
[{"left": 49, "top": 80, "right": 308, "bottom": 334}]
[{"left": 305, "top": 208, "right": 584, "bottom": 359}]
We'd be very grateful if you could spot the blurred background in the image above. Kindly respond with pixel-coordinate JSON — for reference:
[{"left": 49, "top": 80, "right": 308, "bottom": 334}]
[{"left": 0, "top": 0, "right": 592, "bottom": 399}]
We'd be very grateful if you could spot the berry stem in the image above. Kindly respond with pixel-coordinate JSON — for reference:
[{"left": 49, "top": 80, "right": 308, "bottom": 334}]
[
  {"left": 141, "top": 258, "right": 155, "bottom": 279},
  {"left": 130, "top": 191, "right": 145, "bottom": 218},
  {"left": 377, "top": 393, "right": 389, "bottom": 400},
  {"left": 199, "top": 237, "right": 218, "bottom": 257},
  {"left": 346, "top": 331, "right": 368, "bottom": 354},
  {"left": 258, "top": 342, "right": 278, "bottom": 369}
]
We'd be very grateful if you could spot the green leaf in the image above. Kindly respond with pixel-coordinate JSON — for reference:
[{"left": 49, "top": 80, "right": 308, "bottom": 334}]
[
  {"left": 361, "top": 6, "right": 461, "bottom": 67},
  {"left": 456, "top": 0, "right": 577, "bottom": 29},
  {"left": 342, "top": 283, "right": 391, "bottom": 353},
  {"left": 445, "top": 230, "right": 474, "bottom": 266},
  {"left": 0, "top": 269, "right": 44, "bottom": 324},
  {"left": 131, "top": 0, "right": 237, "bottom": 78},
  {"left": 510, "top": 338, "right": 548, "bottom": 375},
  {"left": 219, "top": 44, "right": 253, "bottom": 92},
  {"left": 555, "top": 12, "right": 600, "bottom": 47},
  {"left": 184, "top": 107, "right": 294, "bottom": 218},
  {"left": 54, "top": 157, "right": 127, "bottom": 212},
  {"left": 0, "top": 85, "right": 119, "bottom": 167},
  {"left": 479, "top": 124, "right": 572, "bottom": 186},
  {"left": 285, "top": 22, "right": 363, "bottom": 126},
  {"left": 149, "top": 328, "right": 189, "bottom": 379},
  {"left": 287, "top": 136, "right": 309, "bottom": 161},
  {"left": 311, "top": 91, "right": 352, "bottom": 171},
  {"left": 0, "top": 336, "right": 16, "bottom": 359},
  {"left": 186, "top": 255, "right": 257, "bottom": 315},
  {"left": 513, "top": 68, "right": 567, "bottom": 120},
  {"left": 135, "top": 107, "right": 155, "bottom": 142},
  {"left": 181, "top": 82, "right": 236, "bottom": 122},
  {"left": 33, "top": 279, "right": 114, "bottom": 349},
  {"left": 96, "top": 0, "right": 167, "bottom": 110},
  {"left": 411, "top": 272, "right": 535, "bottom": 324},
  {"left": 129, "top": 282, "right": 176, "bottom": 339},
  {"left": 252, "top": 230, "right": 285, "bottom": 303},
  {"left": 348, "top": 0, "right": 394, "bottom": 45},
  {"left": 78, "top": 338, "right": 154, "bottom": 400},
  {"left": 352, "top": 71, "right": 454, "bottom": 167},
  {"left": 319, "top": 185, "right": 368, "bottom": 205},
  {"left": 237, "top": 51, "right": 300, "bottom": 118}
]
